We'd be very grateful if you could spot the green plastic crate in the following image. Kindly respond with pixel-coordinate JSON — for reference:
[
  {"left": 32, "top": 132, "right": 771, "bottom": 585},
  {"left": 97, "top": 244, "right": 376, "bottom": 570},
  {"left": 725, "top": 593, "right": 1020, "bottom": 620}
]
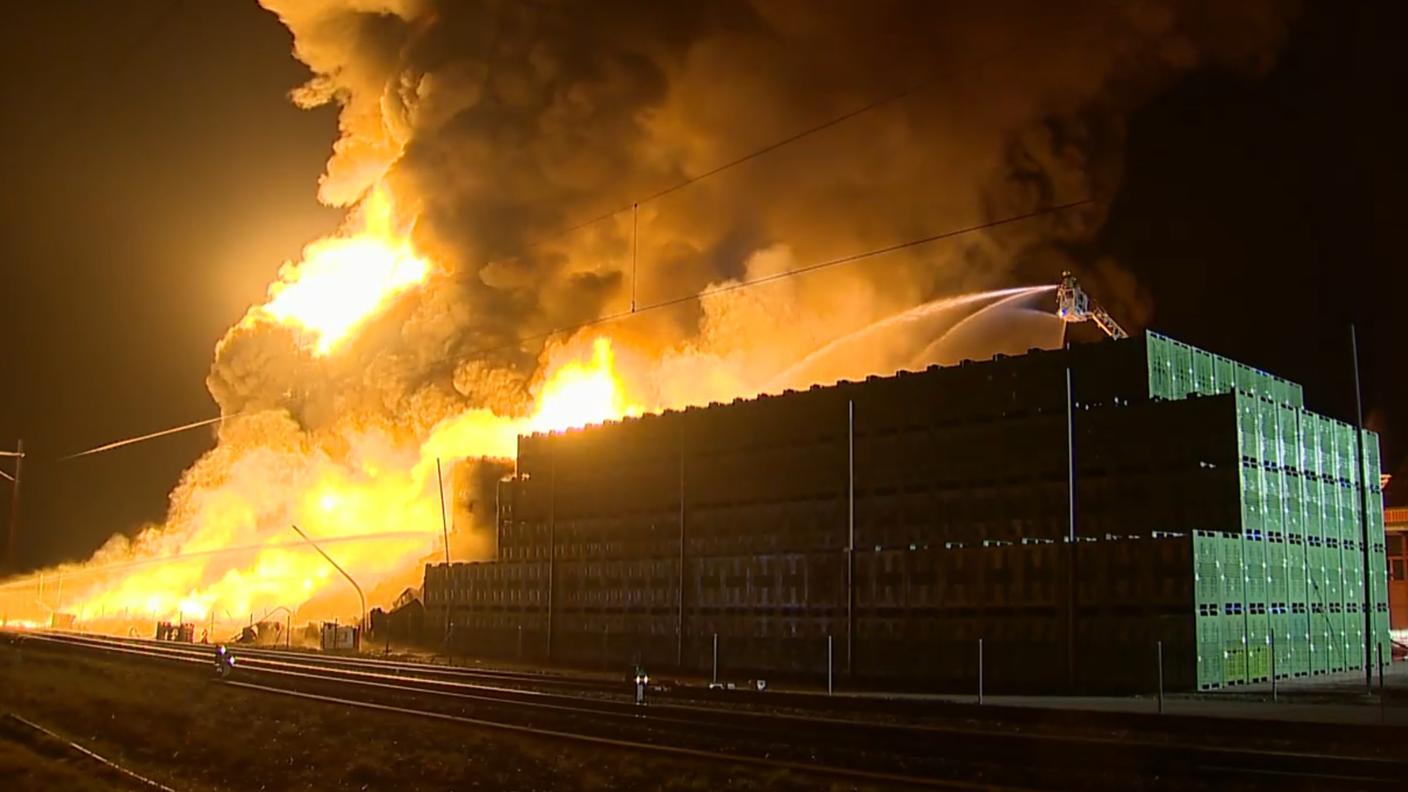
[
  {"left": 1309, "top": 605, "right": 1331, "bottom": 674},
  {"left": 1327, "top": 608, "right": 1346, "bottom": 672},
  {"left": 1247, "top": 613, "right": 1271, "bottom": 681},
  {"left": 1270, "top": 611, "right": 1293, "bottom": 678},
  {"left": 1193, "top": 349, "right": 1216, "bottom": 395},
  {"left": 1242, "top": 463, "right": 1263, "bottom": 533},
  {"left": 1213, "top": 355, "right": 1236, "bottom": 395},
  {"left": 1197, "top": 615, "right": 1223, "bottom": 689},
  {"left": 1299, "top": 411, "right": 1318, "bottom": 473},
  {"left": 1193, "top": 532, "right": 1221, "bottom": 607},
  {"left": 1146, "top": 334, "right": 1173, "bottom": 399},
  {"left": 1243, "top": 534, "right": 1268, "bottom": 606},
  {"left": 1286, "top": 534, "right": 1308, "bottom": 604},
  {"left": 1263, "top": 470, "right": 1283, "bottom": 534},
  {"left": 1285, "top": 474, "right": 1304, "bottom": 538},
  {"left": 1258, "top": 401, "right": 1279, "bottom": 465},
  {"left": 1290, "top": 608, "right": 1311, "bottom": 676},
  {"left": 1266, "top": 536, "right": 1288, "bottom": 604}
]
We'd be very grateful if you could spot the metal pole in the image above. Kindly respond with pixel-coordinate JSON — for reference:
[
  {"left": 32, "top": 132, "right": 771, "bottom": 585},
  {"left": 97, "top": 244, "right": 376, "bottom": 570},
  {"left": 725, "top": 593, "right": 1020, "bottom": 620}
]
[
  {"left": 436, "top": 458, "right": 451, "bottom": 565},
  {"left": 1157, "top": 640, "right": 1164, "bottom": 714},
  {"left": 678, "top": 422, "right": 686, "bottom": 668},
  {"left": 1270, "top": 630, "right": 1277, "bottom": 702},
  {"left": 1351, "top": 325, "right": 1373, "bottom": 690},
  {"left": 827, "top": 634, "right": 834, "bottom": 696},
  {"left": 5, "top": 439, "right": 21, "bottom": 570},
  {"left": 847, "top": 399, "right": 855, "bottom": 676},
  {"left": 1066, "top": 366, "right": 1077, "bottom": 690},
  {"left": 548, "top": 443, "right": 556, "bottom": 662},
  {"left": 518, "top": 624, "right": 524, "bottom": 660},
  {"left": 290, "top": 524, "right": 366, "bottom": 639},
  {"left": 712, "top": 632, "right": 718, "bottom": 684},
  {"left": 978, "top": 638, "right": 984, "bottom": 705},
  {"left": 630, "top": 202, "right": 638, "bottom": 312},
  {"left": 437, "top": 458, "right": 452, "bottom": 645},
  {"left": 1378, "top": 642, "right": 1385, "bottom": 691}
]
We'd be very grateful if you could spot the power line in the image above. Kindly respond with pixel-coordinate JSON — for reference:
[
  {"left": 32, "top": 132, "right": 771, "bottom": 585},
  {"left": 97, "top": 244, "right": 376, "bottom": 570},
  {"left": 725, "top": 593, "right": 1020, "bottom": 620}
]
[
  {"left": 58, "top": 413, "right": 239, "bottom": 462},
  {"left": 495, "top": 29, "right": 1033, "bottom": 263},
  {"left": 45, "top": 198, "right": 1090, "bottom": 461},
  {"left": 421, "top": 197, "right": 1094, "bottom": 374},
  {"left": 526, "top": 78, "right": 933, "bottom": 252}
]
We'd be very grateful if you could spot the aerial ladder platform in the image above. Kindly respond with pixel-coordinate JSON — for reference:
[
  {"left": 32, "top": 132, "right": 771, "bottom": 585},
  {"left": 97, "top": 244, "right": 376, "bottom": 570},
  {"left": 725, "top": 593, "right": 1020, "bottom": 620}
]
[{"left": 1056, "top": 271, "right": 1128, "bottom": 341}]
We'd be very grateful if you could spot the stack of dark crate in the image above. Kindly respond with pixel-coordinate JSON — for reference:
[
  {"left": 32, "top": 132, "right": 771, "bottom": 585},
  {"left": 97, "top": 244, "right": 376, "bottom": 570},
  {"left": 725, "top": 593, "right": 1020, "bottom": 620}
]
[{"left": 420, "top": 332, "right": 1389, "bottom": 691}]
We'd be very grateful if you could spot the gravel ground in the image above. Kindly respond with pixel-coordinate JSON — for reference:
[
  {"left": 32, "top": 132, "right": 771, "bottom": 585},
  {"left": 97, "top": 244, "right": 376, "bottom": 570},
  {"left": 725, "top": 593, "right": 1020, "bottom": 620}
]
[{"left": 0, "top": 640, "right": 886, "bottom": 792}]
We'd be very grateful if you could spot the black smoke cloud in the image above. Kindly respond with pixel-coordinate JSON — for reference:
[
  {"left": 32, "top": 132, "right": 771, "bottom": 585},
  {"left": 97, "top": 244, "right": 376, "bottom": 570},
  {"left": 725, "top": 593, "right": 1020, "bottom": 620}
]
[{"left": 229, "top": 0, "right": 1295, "bottom": 425}]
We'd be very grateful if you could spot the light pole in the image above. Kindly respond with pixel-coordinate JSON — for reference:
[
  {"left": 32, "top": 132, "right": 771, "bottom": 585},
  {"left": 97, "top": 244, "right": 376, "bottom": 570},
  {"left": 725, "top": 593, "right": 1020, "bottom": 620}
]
[{"left": 290, "top": 524, "right": 366, "bottom": 644}]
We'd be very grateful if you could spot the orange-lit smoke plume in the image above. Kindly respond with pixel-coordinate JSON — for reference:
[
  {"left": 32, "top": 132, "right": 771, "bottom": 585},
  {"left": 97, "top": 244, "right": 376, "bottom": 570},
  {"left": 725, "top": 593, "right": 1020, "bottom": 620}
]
[{"left": 0, "top": 1, "right": 1296, "bottom": 635}]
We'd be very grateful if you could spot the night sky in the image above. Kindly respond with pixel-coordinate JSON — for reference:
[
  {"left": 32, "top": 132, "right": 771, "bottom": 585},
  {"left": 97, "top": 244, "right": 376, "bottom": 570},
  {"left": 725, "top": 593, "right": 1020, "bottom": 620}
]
[{"left": 1, "top": 2, "right": 1403, "bottom": 572}]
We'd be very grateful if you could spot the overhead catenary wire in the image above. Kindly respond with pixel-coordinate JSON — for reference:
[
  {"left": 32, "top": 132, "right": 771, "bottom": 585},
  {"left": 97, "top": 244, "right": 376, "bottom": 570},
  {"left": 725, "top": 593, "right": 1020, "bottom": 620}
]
[
  {"left": 512, "top": 69, "right": 963, "bottom": 256},
  {"left": 45, "top": 40, "right": 1052, "bottom": 460},
  {"left": 46, "top": 39, "right": 1026, "bottom": 456},
  {"left": 418, "top": 197, "right": 1094, "bottom": 375},
  {"left": 47, "top": 199, "right": 1091, "bottom": 462},
  {"left": 49, "top": 200, "right": 1094, "bottom": 465},
  {"left": 58, "top": 413, "right": 239, "bottom": 461}
]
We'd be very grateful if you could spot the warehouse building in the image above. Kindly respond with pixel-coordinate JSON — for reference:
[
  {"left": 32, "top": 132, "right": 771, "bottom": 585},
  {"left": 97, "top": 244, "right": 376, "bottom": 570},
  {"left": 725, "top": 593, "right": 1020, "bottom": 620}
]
[{"left": 423, "top": 333, "right": 1392, "bottom": 692}]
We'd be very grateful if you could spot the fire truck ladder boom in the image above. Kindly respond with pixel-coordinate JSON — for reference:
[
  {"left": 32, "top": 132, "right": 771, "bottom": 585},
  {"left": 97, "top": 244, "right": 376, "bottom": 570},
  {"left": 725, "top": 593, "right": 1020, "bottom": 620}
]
[{"left": 1055, "top": 271, "right": 1128, "bottom": 340}]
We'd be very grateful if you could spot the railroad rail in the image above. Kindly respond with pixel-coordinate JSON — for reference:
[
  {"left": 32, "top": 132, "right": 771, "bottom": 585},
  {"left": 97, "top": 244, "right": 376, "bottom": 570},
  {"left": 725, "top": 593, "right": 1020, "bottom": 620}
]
[{"left": 6, "top": 629, "right": 1406, "bottom": 789}]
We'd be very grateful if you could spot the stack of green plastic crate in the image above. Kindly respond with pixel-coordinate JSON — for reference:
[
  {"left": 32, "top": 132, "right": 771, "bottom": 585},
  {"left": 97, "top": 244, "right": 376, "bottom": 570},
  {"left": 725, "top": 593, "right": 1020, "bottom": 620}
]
[{"left": 1140, "top": 332, "right": 1388, "bottom": 689}]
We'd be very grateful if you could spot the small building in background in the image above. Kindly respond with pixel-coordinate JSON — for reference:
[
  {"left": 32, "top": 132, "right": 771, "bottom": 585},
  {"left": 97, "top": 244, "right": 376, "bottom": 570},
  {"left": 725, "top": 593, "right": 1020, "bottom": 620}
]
[{"left": 1386, "top": 507, "right": 1407, "bottom": 633}]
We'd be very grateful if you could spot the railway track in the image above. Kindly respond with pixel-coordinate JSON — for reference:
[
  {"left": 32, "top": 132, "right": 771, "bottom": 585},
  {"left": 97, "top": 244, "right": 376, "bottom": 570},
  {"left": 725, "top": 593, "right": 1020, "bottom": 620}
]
[{"left": 6, "top": 629, "right": 1405, "bottom": 789}]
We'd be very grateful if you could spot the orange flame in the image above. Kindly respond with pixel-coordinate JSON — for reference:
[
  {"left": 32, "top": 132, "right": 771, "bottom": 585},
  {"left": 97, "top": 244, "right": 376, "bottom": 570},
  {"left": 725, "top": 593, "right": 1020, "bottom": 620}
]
[
  {"left": 530, "top": 337, "right": 644, "bottom": 433},
  {"left": 2, "top": 333, "right": 647, "bottom": 633},
  {"left": 244, "top": 183, "right": 430, "bottom": 355}
]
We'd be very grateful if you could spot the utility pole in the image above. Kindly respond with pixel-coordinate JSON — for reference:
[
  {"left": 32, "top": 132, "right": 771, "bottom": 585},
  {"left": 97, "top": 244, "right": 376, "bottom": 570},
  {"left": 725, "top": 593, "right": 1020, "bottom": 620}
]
[
  {"left": 1350, "top": 325, "right": 1373, "bottom": 689},
  {"left": 1066, "top": 364, "right": 1078, "bottom": 691},
  {"left": 3, "top": 440, "right": 22, "bottom": 571},
  {"left": 436, "top": 458, "right": 451, "bottom": 565}
]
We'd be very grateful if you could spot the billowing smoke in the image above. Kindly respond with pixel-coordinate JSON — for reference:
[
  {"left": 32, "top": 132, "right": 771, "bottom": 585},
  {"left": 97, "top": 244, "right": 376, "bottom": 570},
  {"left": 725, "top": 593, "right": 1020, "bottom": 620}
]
[
  {"left": 237, "top": 0, "right": 1292, "bottom": 422},
  {"left": 0, "top": 1, "right": 1297, "bottom": 631}
]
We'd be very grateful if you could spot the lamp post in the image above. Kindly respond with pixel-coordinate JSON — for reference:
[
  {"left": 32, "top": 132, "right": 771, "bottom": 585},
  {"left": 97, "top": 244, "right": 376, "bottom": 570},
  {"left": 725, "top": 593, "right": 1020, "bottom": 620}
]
[{"left": 290, "top": 524, "right": 366, "bottom": 642}]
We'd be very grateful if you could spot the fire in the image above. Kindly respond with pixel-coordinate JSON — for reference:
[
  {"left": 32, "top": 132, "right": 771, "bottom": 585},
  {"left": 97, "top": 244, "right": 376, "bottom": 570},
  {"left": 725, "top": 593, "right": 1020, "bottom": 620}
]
[
  {"left": 245, "top": 183, "right": 430, "bottom": 355},
  {"left": 0, "top": 333, "right": 647, "bottom": 635},
  {"left": 530, "top": 337, "right": 643, "bottom": 433}
]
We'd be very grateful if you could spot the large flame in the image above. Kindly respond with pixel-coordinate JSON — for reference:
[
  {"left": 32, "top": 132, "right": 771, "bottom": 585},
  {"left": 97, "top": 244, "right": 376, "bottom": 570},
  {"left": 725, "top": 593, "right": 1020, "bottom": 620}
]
[
  {"left": 0, "top": 173, "right": 654, "bottom": 635},
  {"left": 243, "top": 183, "right": 430, "bottom": 356},
  {"left": 530, "top": 337, "right": 643, "bottom": 433},
  {"left": 0, "top": 173, "right": 1048, "bottom": 639},
  {"left": 2, "top": 323, "right": 646, "bottom": 632}
]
